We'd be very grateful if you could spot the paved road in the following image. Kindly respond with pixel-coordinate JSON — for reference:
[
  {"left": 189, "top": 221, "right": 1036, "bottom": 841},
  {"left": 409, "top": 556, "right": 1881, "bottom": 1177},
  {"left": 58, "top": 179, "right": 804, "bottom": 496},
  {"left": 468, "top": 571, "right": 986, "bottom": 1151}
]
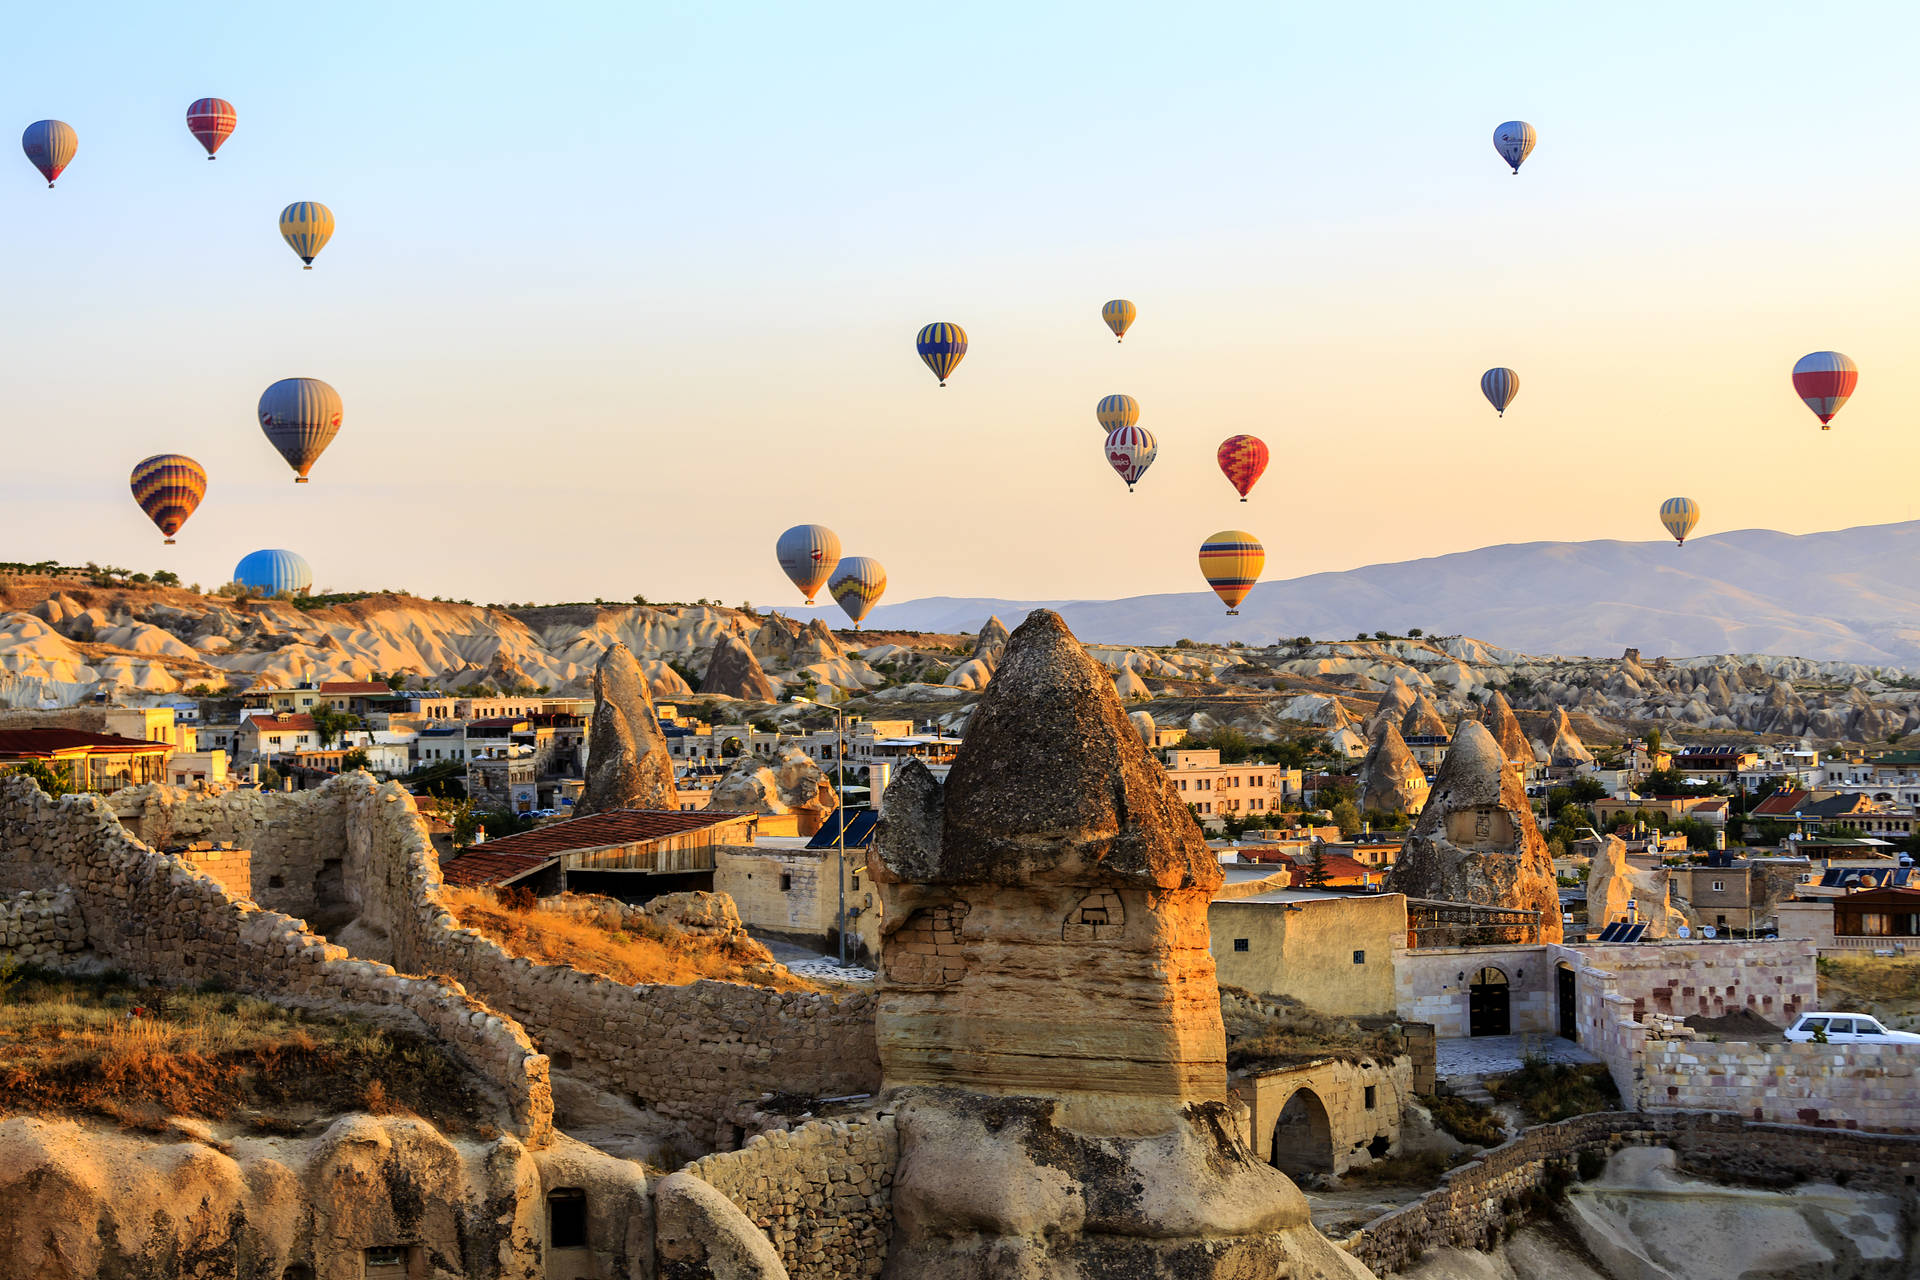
[{"left": 1436, "top": 1033, "right": 1599, "bottom": 1081}]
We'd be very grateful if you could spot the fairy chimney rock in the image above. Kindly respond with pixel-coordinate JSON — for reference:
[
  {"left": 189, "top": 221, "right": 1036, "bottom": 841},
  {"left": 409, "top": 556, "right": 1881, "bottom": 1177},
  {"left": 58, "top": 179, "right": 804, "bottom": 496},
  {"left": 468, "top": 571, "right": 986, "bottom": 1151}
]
[
  {"left": 699, "top": 631, "right": 777, "bottom": 701},
  {"left": 1359, "top": 720, "right": 1429, "bottom": 816},
  {"left": 870, "top": 608, "right": 1225, "bottom": 1106},
  {"left": 1482, "top": 690, "right": 1534, "bottom": 773},
  {"left": 1385, "top": 719, "right": 1563, "bottom": 943},
  {"left": 1367, "top": 676, "right": 1418, "bottom": 736},
  {"left": 576, "top": 642, "right": 677, "bottom": 815},
  {"left": 1400, "top": 688, "right": 1450, "bottom": 740},
  {"left": 1547, "top": 706, "right": 1596, "bottom": 765}
]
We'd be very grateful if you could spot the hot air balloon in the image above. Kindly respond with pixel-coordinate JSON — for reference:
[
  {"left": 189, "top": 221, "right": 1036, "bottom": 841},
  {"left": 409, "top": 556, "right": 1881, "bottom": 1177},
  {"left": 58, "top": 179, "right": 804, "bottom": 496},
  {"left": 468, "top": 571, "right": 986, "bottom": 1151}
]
[
  {"left": 915, "top": 323, "right": 967, "bottom": 386},
  {"left": 776, "top": 524, "right": 842, "bottom": 604},
  {"left": 1659, "top": 497, "right": 1700, "bottom": 547},
  {"left": 257, "top": 378, "right": 343, "bottom": 482},
  {"left": 1096, "top": 394, "right": 1139, "bottom": 434},
  {"left": 1493, "top": 120, "right": 1535, "bottom": 174},
  {"left": 186, "top": 98, "right": 236, "bottom": 158},
  {"left": 828, "top": 556, "right": 886, "bottom": 628},
  {"left": 1480, "top": 367, "right": 1520, "bottom": 417},
  {"left": 129, "top": 454, "right": 207, "bottom": 544},
  {"left": 233, "top": 549, "right": 314, "bottom": 596},
  {"left": 22, "top": 120, "right": 77, "bottom": 187},
  {"left": 1102, "top": 299, "right": 1136, "bottom": 343},
  {"left": 1216, "top": 435, "right": 1269, "bottom": 502},
  {"left": 1792, "top": 351, "right": 1858, "bottom": 430},
  {"left": 279, "top": 201, "right": 334, "bottom": 268},
  {"left": 1103, "top": 425, "right": 1157, "bottom": 492},
  {"left": 1199, "top": 530, "right": 1264, "bottom": 615}
]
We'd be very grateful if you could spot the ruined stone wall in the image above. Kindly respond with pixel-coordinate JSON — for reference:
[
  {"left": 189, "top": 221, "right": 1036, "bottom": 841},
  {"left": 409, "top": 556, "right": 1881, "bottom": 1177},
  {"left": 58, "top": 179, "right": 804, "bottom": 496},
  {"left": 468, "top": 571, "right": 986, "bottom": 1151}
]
[
  {"left": 1231, "top": 1054, "right": 1412, "bottom": 1175},
  {"left": 683, "top": 1115, "right": 898, "bottom": 1280},
  {"left": 107, "top": 783, "right": 349, "bottom": 922},
  {"left": 0, "top": 776, "right": 553, "bottom": 1146},
  {"left": 1643, "top": 1037, "right": 1920, "bottom": 1131},
  {"left": 0, "top": 887, "right": 87, "bottom": 965},
  {"left": 1346, "top": 1111, "right": 1920, "bottom": 1275}
]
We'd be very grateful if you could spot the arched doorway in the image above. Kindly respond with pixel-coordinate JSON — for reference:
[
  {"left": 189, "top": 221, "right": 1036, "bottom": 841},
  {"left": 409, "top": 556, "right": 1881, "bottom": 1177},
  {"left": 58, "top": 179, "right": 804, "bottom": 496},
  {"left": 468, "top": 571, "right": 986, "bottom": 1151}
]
[
  {"left": 1469, "top": 966, "right": 1510, "bottom": 1037},
  {"left": 1557, "top": 963, "right": 1577, "bottom": 1040},
  {"left": 1269, "top": 1088, "right": 1333, "bottom": 1180}
]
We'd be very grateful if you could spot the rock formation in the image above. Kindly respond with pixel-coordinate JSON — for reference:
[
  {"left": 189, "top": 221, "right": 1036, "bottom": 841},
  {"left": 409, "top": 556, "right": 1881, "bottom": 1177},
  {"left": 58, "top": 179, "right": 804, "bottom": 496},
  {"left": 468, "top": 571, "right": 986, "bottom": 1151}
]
[
  {"left": 1129, "top": 709, "right": 1158, "bottom": 746},
  {"left": 701, "top": 632, "right": 778, "bottom": 701},
  {"left": 1359, "top": 720, "right": 1429, "bottom": 816},
  {"left": 1585, "top": 836, "right": 1688, "bottom": 938},
  {"left": 654, "top": 1170, "right": 790, "bottom": 1279},
  {"left": 709, "top": 747, "right": 833, "bottom": 815},
  {"left": 1400, "top": 688, "right": 1450, "bottom": 739},
  {"left": 1480, "top": 690, "right": 1534, "bottom": 774},
  {"left": 1367, "top": 675, "right": 1418, "bottom": 736},
  {"left": 1113, "top": 665, "right": 1151, "bottom": 699},
  {"left": 868, "top": 609, "right": 1371, "bottom": 1280},
  {"left": 1385, "top": 720, "right": 1563, "bottom": 943},
  {"left": 576, "top": 642, "right": 677, "bottom": 815},
  {"left": 1545, "top": 706, "right": 1596, "bottom": 765},
  {"left": 973, "top": 614, "right": 1009, "bottom": 659}
]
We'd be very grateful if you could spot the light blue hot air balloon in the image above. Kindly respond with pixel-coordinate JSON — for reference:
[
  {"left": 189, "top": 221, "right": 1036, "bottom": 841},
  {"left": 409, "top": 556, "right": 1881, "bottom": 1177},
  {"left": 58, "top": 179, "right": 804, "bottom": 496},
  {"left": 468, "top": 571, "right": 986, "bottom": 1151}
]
[
  {"left": 233, "top": 549, "right": 313, "bottom": 596},
  {"left": 1493, "top": 121, "right": 1536, "bottom": 174},
  {"left": 776, "top": 524, "right": 841, "bottom": 604}
]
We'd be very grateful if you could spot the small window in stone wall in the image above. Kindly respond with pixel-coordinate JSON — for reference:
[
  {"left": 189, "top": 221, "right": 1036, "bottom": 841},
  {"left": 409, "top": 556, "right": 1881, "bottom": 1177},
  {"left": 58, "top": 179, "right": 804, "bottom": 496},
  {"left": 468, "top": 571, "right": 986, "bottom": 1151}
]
[
  {"left": 548, "top": 1188, "right": 588, "bottom": 1249},
  {"left": 1352, "top": 950, "right": 1365, "bottom": 965},
  {"left": 1232, "top": 938, "right": 1250, "bottom": 952},
  {"left": 883, "top": 902, "right": 971, "bottom": 987},
  {"left": 1062, "top": 889, "right": 1125, "bottom": 942},
  {"left": 780, "top": 872, "right": 792, "bottom": 891},
  {"left": 364, "top": 1246, "right": 411, "bottom": 1275},
  {"left": 1364, "top": 1085, "right": 1376, "bottom": 1110}
]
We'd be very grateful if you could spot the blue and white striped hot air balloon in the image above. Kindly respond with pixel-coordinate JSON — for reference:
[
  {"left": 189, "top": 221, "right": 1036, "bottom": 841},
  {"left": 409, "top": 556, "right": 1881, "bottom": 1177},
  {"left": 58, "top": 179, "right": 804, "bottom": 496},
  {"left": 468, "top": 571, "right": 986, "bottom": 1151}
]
[{"left": 234, "top": 549, "right": 313, "bottom": 596}]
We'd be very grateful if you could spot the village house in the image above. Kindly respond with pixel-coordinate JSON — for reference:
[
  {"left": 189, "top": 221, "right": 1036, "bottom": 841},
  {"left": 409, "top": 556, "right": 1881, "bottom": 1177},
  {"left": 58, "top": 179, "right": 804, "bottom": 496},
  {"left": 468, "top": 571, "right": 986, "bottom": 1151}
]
[
  {"left": 1779, "top": 886, "right": 1920, "bottom": 954},
  {"left": 1162, "top": 748, "right": 1302, "bottom": 823},
  {"left": 437, "top": 807, "right": 759, "bottom": 899},
  {"left": 236, "top": 714, "right": 318, "bottom": 764},
  {"left": 0, "top": 728, "right": 175, "bottom": 791},
  {"left": 713, "top": 809, "right": 883, "bottom": 962},
  {"left": 1671, "top": 745, "right": 1760, "bottom": 781}
]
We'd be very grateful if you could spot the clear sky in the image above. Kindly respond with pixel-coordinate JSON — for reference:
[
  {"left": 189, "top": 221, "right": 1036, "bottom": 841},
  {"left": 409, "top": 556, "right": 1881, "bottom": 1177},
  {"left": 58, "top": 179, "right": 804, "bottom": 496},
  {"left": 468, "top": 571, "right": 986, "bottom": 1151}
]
[{"left": 2, "top": 2, "right": 1916, "bottom": 609}]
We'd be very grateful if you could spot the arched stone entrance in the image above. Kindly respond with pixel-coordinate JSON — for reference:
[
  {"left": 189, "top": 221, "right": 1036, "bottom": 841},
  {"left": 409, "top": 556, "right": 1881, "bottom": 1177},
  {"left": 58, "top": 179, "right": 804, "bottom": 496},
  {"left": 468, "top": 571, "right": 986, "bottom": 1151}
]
[
  {"left": 1469, "top": 966, "right": 1510, "bottom": 1037},
  {"left": 1269, "top": 1087, "right": 1333, "bottom": 1179}
]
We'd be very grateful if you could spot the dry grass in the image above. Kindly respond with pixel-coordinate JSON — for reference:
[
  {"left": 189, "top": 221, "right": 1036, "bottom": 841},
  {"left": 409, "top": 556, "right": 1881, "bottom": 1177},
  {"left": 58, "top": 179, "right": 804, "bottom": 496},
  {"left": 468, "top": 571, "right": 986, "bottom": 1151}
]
[
  {"left": 0, "top": 968, "right": 489, "bottom": 1134},
  {"left": 1817, "top": 955, "right": 1920, "bottom": 1027},
  {"left": 443, "top": 889, "right": 816, "bottom": 992},
  {"left": 1219, "top": 988, "right": 1402, "bottom": 1070},
  {"left": 1485, "top": 1057, "right": 1620, "bottom": 1125}
]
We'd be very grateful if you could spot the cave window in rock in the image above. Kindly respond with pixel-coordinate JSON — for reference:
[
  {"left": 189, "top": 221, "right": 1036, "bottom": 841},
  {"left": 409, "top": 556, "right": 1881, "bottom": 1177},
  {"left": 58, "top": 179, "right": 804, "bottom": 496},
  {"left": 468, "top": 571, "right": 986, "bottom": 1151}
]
[
  {"left": 362, "top": 1246, "right": 413, "bottom": 1278},
  {"left": 1062, "top": 889, "right": 1125, "bottom": 942},
  {"left": 548, "top": 1187, "right": 588, "bottom": 1249},
  {"left": 1469, "top": 966, "right": 1510, "bottom": 1037},
  {"left": 281, "top": 1267, "right": 314, "bottom": 1280},
  {"left": 883, "top": 902, "right": 971, "bottom": 987},
  {"left": 1269, "top": 1087, "right": 1334, "bottom": 1180}
]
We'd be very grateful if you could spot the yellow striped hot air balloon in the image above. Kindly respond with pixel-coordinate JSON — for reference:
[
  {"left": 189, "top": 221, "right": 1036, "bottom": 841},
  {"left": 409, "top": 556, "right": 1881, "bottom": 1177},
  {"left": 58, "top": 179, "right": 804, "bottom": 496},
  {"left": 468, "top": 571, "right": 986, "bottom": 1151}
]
[
  {"left": 915, "top": 323, "right": 967, "bottom": 386},
  {"left": 1096, "top": 394, "right": 1139, "bottom": 434},
  {"left": 1198, "top": 530, "right": 1264, "bottom": 615},
  {"left": 130, "top": 454, "right": 208, "bottom": 544},
  {"left": 1659, "top": 497, "right": 1700, "bottom": 547},
  {"left": 279, "top": 201, "right": 334, "bottom": 268},
  {"left": 828, "top": 556, "right": 886, "bottom": 628},
  {"left": 1102, "top": 299, "right": 1136, "bottom": 342}
]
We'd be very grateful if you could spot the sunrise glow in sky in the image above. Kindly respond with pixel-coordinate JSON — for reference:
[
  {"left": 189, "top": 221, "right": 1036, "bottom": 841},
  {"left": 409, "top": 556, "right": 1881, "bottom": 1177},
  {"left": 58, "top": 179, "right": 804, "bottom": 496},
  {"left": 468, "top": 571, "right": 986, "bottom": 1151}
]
[{"left": 2, "top": 2, "right": 1917, "bottom": 607}]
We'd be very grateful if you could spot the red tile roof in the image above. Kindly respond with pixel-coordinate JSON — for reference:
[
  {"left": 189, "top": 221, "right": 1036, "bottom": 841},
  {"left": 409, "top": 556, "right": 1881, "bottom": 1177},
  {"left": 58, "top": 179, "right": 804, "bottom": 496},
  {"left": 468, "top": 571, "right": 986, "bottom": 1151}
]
[
  {"left": 0, "top": 728, "right": 173, "bottom": 758},
  {"left": 1752, "top": 789, "right": 1810, "bottom": 816},
  {"left": 246, "top": 714, "right": 317, "bottom": 733},
  {"left": 319, "top": 681, "right": 391, "bottom": 695},
  {"left": 437, "top": 808, "right": 756, "bottom": 887}
]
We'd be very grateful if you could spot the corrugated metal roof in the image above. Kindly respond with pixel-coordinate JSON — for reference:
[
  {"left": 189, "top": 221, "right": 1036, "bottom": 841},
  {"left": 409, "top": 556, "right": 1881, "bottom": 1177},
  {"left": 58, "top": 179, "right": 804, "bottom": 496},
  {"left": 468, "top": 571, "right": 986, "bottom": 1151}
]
[{"left": 437, "top": 807, "right": 756, "bottom": 887}]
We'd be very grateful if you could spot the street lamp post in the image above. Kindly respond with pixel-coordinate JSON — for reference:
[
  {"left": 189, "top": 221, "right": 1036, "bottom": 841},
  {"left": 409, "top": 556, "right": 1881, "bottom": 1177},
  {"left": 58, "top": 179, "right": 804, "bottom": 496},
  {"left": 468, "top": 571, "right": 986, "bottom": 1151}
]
[{"left": 791, "top": 695, "right": 850, "bottom": 966}]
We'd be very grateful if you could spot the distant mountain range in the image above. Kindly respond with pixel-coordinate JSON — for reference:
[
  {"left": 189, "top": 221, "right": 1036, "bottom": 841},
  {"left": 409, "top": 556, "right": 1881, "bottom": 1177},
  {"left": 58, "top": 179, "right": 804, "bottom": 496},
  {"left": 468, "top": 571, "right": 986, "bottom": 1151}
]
[{"left": 794, "top": 521, "right": 1920, "bottom": 665}]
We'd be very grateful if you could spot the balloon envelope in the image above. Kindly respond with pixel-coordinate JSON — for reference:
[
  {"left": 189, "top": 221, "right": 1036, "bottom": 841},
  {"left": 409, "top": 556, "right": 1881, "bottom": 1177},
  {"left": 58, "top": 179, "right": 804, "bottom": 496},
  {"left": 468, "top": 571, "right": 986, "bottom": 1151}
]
[
  {"left": 1103, "top": 425, "right": 1157, "bottom": 490},
  {"left": 828, "top": 556, "right": 886, "bottom": 626},
  {"left": 279, "top": 201, "right": 334, "bottom": 267},
  {"left": 1096, "top": 394, "right": 1139, "bottom": 434},
  {"left": 1102, "top": 299, "right": 1136, "bottom": 342},
  {"left": 1480, "top": 367, "right": 1519, "bottom": 416},
  {"left": 258, "top": 377, "right": 343, "bottom": 481},
  {"left": 186, "top": 98, "right": 236, "bottom": 157},
  {"left": 1659, "top": 497, "right": 1700, "bottom": 546},
  {"left": 22, "top": 120, "right": 77, "bottom": 186},
  {"left": 234, "top": 549, "right": 314, "bottom": 596},
  {"left": 1493, "top": 120, "right": 1536, "bottom": 173},
  {"left": 776, "top": 524, "right": 842, "bottom": 604},
  {"left": 1199, "top": 530, "right": 1265, "bottom": 614},
  {"left": 1216, "top": 435, "right": 1269, "bottom": 500},
  {"left": 129, "top": 454, "right": 207, "bottom": 543},
  {"left": 1792, "top": 351, "right": 1858, "bottom": 428},
  {"left": 915, "top": 323, "right": 967, "bottom": 385}
]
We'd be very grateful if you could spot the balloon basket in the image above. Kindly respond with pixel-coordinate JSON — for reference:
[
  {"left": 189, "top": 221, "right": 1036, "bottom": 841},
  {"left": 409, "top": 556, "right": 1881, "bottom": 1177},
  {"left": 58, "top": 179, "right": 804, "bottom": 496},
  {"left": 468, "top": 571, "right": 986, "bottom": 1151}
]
[
  {"left": 1227, "top": 610, "right": 1239, "bottom": 616},
  {"left": 295, "top": 477, "right": 309, "bottom": 484},
  {"left": 164, "top": 539, "right": 176, "bottom": 546},
  {"left": 302, "top": 264, "right": 313, "bottom": 270}
]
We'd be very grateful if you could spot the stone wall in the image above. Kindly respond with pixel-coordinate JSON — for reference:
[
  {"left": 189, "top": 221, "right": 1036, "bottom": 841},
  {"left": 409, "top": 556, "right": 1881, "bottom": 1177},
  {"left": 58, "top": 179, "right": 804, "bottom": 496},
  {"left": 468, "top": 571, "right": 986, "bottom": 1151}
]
[
  {"left": 108, "top": 783, "right": 350, "bottom": 923},
  {"left": 1346, "top": 1110, "right": 1920, "bottom": 1275},
  {"left": 1644, "top": 1037, "right": 1920, "bottom": 1131},
  {"left": 1392, "top": 943, "right": 1553, "bottom": 1037},
  {"left": 0, "top": 776, "right": 554, "bottom": 1146},
  {"left": 1231, "top": 1054, "right": 1413, "bottom": 1176},
  {"left": 0, "top": 887, "right": 87, "bottom": 965},
  {"left": 173, "top": 841, "right": 251, "bottom": 899},
  {"left": 1210, "top": 891, "right": 1406, "bottom": 1017},
  {"left": 683, "top": 1115, "right": 898, "bottom": 1280}
]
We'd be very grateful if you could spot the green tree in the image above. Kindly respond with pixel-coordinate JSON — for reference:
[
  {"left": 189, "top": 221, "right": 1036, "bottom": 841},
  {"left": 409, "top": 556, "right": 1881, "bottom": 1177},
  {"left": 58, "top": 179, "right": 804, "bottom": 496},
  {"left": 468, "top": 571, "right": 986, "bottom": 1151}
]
[
  {"left": 1, "top": 760, "right": 73, "bottom": 797},
  {"left": 310, "top": 707, "right": 362, "bottom": 749},
  {"left": 1329, "top": 800, "right": 1362, "bottom": 838},
  {"left": 1645, "top": 728, "right": 1662, "bottom": 755},
  {"left": 152, "top": 570, "right": 180, "bottom": 587},
  {"left": 1407, "top": 627, "right": 1424, "bottom": 638},
  {"left": 1303, "top": 845, "right": 1330, "bottom": 887},
  {"left": 342, "top": 748, "right": 371, "bottom": 772}
]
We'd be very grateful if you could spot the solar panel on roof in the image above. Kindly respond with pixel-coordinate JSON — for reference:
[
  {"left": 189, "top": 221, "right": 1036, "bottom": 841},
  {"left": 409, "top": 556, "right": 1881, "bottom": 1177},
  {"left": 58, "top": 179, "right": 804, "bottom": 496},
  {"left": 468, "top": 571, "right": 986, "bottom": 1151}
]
[
  {"left": 1596, "top": 921, "right": 1624, "bottom": 942},
  {"left": 1622, "top": 923, "right": 1647, "bottom": 943}
]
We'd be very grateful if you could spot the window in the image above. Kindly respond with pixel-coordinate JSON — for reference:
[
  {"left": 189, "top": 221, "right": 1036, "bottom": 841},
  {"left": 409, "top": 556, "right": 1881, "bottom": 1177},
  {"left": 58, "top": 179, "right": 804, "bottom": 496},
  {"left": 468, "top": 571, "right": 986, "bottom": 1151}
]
[
  {"left": 1712, "top": 880, "right": 1725, "bottom": 892},
  {"left": 1364, "top": 1085, "right": 1377, "bottom": 1110},
  {"left": 548, "top": 1188, "right": 588, "bottom": 1249},
  {"left": 364, "top": 1246, "right": 409, "bottom": 1269},
  {"left": 780, "top": 872, "right": 792, "bottom": 891},
  {"left": 1352, "top": 950, "right": 1366, "bottom": 965},
  {"left": 850, "top": 873, "right": 861, "bottom": 890},
  {"left": 1232, "top": 938, "right": 1249, "bottom": 952}
]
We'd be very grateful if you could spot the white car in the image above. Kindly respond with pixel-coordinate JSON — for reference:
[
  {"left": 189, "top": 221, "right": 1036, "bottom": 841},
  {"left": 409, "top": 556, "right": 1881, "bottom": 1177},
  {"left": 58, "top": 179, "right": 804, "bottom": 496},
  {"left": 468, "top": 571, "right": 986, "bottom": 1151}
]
[{"left": 1783, "top": 1012, "right": 1920, "bottom": 1045}]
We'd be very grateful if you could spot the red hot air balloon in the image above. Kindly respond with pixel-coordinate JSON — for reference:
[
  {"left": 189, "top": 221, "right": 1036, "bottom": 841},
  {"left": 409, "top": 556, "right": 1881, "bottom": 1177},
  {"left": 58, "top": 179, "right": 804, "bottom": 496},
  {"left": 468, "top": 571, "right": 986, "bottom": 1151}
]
[
  {"left": 1792, "top": 351, "right": 1858, "bottom": 430},
  {"left": 1216, "top": 435, "right": 1269, "bottom": 502},
  {"left": 186, "top": 99, "right": 237, "bottom": 158}
]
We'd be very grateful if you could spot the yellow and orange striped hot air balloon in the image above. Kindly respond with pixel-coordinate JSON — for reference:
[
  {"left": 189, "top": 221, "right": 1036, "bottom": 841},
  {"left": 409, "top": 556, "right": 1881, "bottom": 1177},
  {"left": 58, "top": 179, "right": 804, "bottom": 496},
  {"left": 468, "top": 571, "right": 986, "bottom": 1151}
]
[
  {"left": 130, "top": 454, "right": 208, "bottom": 544},
  {"left": 1199, "top": 530, "right": 1264, "bottom": 615},
  {"left": 1216, "top": 435, "right": 1269, "bottom": 501}
]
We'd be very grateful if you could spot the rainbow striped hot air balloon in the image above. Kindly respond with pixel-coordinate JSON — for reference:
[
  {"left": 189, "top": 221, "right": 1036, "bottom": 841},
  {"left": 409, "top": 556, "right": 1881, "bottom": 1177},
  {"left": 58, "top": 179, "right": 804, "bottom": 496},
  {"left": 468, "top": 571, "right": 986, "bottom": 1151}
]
[
  {"left": 1792, "top": 351, "right": 1858, "bottom": 430},
  {"left": 1480, "top": 367, "right": 1520, "bottom": 417},
  {"left": 828, "top": 556, "right": 886, "bottom": 628},
  {"left": 1199, "top": 530, "right": 1264, "bottom": 615},
  {"left": 258, "top": 378, "right": 343, "bottom": 482},
  {"left": 1096, "top": 394, "right": 1139, "bottom": 434},
  {"left": 1493, "top": 120, "right": 1536, "bottom": 174},
  {"left": 776, "top": 524, "right": 841, "bottom": 605},
  {"left": 22, "top": 120, "right": 77, "bottom": 187},
  {"left": 186, "top": 98, "right": 236, "bottom": 158},
  {"left": 279, "top": 201, "right": 334, "bottom": 268},
  {"left": 916, "top": 323, "right": 967, "bottom": 386},
  {"left": 1103, "top": 425, "right": 1157, "bottom": 492},
  {"left": 234, "top": 549, "right": 314, "bottom": 596},
  {"left": 129, "top": 454, "right": 208, "bottom": 544},
  {"left": 1216, "top": 435, "right": 1269, "bottom": 502},
  {"left": 1659, "top": 497, "right": 1700, "bottom": 547},
  {"left": 1102, "top": 299, "right": 1136, "bottom": 342}
]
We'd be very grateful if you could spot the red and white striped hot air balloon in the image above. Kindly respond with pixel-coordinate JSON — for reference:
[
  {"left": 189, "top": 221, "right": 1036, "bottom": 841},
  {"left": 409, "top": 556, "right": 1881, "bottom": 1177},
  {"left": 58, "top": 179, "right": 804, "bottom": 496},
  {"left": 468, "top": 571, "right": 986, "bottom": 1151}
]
[{"left": 1792, "top": 351, "right": 1858, "bottom": 430}]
